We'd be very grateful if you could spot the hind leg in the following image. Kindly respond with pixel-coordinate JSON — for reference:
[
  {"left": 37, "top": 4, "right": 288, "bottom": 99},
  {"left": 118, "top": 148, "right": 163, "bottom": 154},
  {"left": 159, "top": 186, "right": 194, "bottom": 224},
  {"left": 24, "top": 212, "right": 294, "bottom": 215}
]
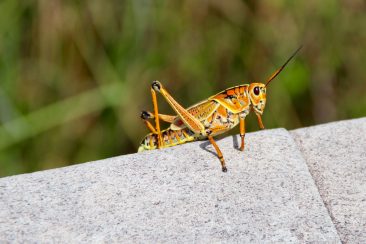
[
  {"left": 140, "top": 111, "right": 176, "bottom": 136},
  {"left": 141, "top": 81, "right": 188, "bottom": 148},
  {"left": 140, "top": 111, "right": 176, "bottom": 124},
  {"left": 140, "top": 111, "right": 158, "bottom": 134},
  {"left": 150, "top": 86, "right": 164, "bottom": 148},
  {"left": 151, "top": 81, "right": 205, "bottom": 135}
]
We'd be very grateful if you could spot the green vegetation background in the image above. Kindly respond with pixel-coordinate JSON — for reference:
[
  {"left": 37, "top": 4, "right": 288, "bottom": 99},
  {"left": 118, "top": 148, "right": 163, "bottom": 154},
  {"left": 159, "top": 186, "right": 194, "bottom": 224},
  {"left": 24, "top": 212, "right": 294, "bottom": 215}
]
[{"left": 1, "top": 1, "right": 365, "bottom": 177}]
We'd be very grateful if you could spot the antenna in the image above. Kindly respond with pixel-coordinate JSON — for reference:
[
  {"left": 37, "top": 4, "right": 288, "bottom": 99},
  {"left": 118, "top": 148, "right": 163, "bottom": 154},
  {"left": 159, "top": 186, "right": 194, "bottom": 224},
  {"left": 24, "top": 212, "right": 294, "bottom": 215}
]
[{"left": 265, "top": 46, "right": 303, "bottom": 87}]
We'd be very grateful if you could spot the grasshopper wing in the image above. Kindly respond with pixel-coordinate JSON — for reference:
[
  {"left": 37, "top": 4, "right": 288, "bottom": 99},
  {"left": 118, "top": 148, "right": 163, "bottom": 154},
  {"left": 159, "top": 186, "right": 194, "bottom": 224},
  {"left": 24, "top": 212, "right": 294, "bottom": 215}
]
[
  {"left": 170, "top": 100, "right": 219, "bottom": 130},
  {"left": 208, "top": 85, "right": 250, "bottom": 113}
]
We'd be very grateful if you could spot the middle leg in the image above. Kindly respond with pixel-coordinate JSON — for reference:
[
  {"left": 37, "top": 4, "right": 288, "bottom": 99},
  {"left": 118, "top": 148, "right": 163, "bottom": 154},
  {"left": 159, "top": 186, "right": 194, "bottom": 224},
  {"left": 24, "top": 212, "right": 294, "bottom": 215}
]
[
  {"left": 239, "top": 117, "right": 246, "bottom": 151},
  {"left": 208, "top": 135, "right": 227, "bottom": 172}
]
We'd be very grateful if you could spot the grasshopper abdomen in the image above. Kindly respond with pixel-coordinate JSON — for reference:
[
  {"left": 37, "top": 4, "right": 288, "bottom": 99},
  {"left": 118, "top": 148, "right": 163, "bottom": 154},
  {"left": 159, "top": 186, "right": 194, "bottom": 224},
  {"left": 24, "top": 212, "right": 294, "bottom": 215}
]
[{"left": 138, "top": 128, "right": 195, "bottom": 152}]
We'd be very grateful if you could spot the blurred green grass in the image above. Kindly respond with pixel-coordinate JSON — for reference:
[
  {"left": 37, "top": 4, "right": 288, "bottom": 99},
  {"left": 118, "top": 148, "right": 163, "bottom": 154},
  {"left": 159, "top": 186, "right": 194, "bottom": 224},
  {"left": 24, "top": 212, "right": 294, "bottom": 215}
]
[{"left": 0, "top": 0, "right": 365, "bottom": 177}]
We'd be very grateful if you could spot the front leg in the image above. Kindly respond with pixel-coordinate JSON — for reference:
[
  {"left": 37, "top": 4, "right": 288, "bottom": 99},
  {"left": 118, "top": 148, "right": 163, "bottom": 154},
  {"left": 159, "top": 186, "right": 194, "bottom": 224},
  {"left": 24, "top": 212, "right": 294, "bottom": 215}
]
[{"left": 256, "top": 113, "right": 265, "bottom": 130}]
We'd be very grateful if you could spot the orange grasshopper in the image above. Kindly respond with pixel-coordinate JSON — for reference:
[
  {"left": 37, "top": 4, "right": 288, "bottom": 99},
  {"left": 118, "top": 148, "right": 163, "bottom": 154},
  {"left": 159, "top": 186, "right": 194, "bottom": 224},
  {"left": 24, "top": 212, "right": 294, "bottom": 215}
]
[{"left": 138, "top": 47, "right": 302, "bottom": 172}]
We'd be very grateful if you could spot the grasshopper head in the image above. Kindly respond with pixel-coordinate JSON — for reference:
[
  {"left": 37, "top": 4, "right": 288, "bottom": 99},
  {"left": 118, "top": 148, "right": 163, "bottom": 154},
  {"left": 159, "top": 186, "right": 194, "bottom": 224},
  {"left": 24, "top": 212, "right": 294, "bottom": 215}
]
[{"left": 249, "top": 83, "right": 266, "bottom": 114}]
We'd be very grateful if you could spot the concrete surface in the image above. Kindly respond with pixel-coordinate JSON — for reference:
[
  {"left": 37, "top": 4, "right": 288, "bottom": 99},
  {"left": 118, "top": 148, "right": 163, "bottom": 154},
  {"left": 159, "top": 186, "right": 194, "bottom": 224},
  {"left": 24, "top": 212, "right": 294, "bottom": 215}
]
[
  {"left": 292, "top": 117, "right": 366, "bottom": 243},
  {"left": 0, "top": 117, "right": 365, "bottom": 243}
]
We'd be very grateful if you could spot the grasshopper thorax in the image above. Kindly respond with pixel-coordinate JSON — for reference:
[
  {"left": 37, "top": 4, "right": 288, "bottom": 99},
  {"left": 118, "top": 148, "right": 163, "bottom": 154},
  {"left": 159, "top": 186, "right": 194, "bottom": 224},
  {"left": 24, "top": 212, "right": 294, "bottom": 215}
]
[{"left": 248, "top": 83, "right": 266, "bottom": 115}]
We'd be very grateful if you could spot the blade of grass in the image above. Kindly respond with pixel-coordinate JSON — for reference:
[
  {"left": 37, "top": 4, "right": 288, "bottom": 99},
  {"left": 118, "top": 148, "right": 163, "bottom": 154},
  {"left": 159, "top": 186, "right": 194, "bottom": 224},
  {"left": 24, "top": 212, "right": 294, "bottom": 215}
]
[{"left": 0, "top": 82, "right": 124, "bottom": 150}]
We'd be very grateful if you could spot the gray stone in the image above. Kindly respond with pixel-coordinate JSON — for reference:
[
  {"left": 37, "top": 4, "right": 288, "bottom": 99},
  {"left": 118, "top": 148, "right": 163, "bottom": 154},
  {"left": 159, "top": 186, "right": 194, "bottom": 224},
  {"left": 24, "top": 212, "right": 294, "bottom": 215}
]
[
  {"left": 0, "top": 128, "right": 340, "bottom": 243},
  {"left": 291, "top": 117, "right": 366, "bottom": 243}
]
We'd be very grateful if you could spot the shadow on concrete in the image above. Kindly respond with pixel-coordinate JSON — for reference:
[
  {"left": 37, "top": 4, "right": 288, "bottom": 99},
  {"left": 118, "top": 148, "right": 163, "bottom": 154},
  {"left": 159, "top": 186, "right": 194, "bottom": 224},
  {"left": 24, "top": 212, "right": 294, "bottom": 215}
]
[
  {"left": 199, "top": 134, "right": 241, "bottom": 157},
  {"left": 232, "top": 134, "right": 240, "bottom": 150},
  {"left": 199, "top": 140, "right": 217, "bottom": 157}
]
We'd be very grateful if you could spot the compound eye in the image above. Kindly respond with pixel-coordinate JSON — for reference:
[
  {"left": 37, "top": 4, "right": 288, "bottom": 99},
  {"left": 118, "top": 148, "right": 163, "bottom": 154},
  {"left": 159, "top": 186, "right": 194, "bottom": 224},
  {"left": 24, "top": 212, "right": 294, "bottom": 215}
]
[{"left": 254, "top": 86, "right": 260, "bottom": 96}]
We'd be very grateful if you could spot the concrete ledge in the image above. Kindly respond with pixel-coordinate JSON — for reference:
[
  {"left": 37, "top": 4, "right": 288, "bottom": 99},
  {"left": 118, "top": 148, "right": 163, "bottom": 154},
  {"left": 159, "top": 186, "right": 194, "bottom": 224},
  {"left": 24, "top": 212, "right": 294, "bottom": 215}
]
[
  {"left": 1, "top": 118, "right": 365, "bottom": 242},
  {"left": 291, "top": 117, "right": 366, "bottom": 243}
]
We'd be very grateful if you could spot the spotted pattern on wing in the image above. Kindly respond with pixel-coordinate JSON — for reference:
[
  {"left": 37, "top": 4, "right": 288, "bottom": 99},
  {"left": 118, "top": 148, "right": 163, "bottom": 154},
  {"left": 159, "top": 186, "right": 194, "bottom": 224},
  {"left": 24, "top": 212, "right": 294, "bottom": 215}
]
[
  {"left": 170, "top": 100, "right": 219, "bottom": 130},
  {"left": 209, "top": 85, "right": 250, "bottom": 113}
]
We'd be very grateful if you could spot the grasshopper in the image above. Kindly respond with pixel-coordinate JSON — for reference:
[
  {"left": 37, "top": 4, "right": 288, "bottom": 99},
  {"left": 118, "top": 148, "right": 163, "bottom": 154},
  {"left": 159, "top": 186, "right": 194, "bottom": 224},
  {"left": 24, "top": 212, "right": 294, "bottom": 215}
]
[{"left": 138, "top": 47, "right": 302, "bottom": 172}]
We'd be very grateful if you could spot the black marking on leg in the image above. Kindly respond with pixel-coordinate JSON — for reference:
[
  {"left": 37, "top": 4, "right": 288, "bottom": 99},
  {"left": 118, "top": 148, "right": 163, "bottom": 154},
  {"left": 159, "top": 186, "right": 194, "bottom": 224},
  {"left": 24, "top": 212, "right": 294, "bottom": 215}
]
[
  {"left": 226, "top": 94, "right": 236, "bottom": 99},
  {"left": 222, "top": 166, "right": 227, "bottom": 172}
]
